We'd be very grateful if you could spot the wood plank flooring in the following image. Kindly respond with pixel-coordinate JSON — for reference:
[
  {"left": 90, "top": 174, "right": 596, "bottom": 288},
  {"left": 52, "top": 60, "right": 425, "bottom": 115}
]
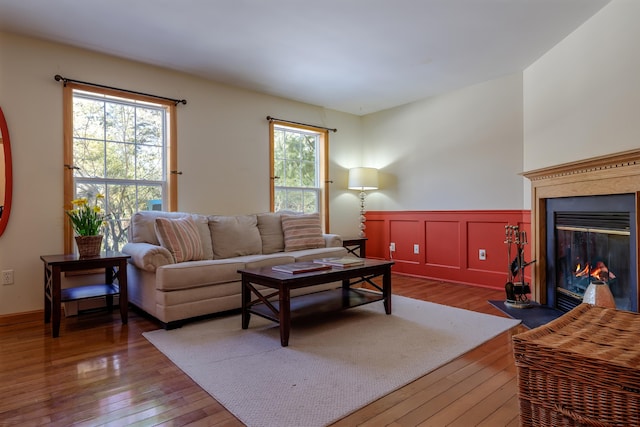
[{"left": 0, "top": 275, "right": 526, "bottom": 426}]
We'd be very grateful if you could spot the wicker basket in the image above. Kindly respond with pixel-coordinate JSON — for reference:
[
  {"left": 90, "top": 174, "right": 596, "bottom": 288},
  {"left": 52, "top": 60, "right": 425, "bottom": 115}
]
[
  {"left": 512, "top": 303, "right": 640, "bottom": 427},
  {"left": 75, "top": 235, "right": 103, "bottom": 258}
]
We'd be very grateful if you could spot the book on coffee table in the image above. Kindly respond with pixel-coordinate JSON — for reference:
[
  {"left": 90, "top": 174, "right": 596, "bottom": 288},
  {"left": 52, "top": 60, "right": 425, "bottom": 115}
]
[
  {"left": 313, "top": 257, "right": 365, "bottom": 268},
  {"left": 271, "top": 262, "right": 332, "bottom": 274}
]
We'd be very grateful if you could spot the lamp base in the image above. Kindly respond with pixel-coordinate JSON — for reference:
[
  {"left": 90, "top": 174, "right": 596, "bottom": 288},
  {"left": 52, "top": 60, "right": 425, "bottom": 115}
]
[{"left": 357, "top": 191, "right": 367, "bottom": 238}]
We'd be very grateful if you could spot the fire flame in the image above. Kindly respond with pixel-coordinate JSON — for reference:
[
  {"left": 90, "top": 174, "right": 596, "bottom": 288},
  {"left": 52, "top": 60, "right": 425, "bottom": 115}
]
[{"left": 575, "top": 261, "right": 616, "bottom": 281}]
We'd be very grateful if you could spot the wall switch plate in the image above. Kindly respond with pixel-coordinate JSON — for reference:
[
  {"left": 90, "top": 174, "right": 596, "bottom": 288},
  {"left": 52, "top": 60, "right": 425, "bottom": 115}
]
[
  {"left": 413, "top": 244, "right": 420, "bottom": 254},
  {"left": 2, "top": 269, "right": 14, "bottom": 285},
  {"left": 390, "top": 242, "right": 396, "bottom": 251},
  {"left": 479, "top": 249, "right": 487, "bottom": 260}
]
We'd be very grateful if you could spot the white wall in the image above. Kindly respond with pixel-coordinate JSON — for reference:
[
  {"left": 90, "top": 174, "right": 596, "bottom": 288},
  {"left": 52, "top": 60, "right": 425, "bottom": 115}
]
[
  {"left": 362, "top": 73, "right": 525, "bottom": 211},
  {"left": 524, "top": 0, "right": 640, "bottom": 172},
  {"left": 0, "top": 32, "right": 362, "bottom": 315}
]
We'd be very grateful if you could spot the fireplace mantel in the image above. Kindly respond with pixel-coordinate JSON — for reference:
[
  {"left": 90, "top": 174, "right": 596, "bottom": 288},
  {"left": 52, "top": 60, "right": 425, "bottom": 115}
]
[{"left": 523, "top": 148, "right": 640, "bottom": 305}]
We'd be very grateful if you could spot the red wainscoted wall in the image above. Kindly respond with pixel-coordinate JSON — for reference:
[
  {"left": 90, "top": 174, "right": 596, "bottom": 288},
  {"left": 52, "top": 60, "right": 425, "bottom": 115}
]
[{"left": 364, "top": 210, "right": 531, "bottom": 291}]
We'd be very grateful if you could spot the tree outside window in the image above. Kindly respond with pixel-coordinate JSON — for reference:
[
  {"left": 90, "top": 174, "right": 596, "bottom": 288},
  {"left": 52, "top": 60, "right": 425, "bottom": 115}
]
[
  {"left": 64, "top": 86, "right": 177, "bottom": 253},
  {"left": 270, "top": 121, "right": 330, "bottom": 230}
]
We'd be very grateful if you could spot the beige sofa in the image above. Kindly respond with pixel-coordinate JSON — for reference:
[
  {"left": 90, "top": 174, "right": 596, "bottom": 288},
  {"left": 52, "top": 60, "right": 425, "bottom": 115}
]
[{"left": 122, "top": 210, "right": 347, "bottom": 328}]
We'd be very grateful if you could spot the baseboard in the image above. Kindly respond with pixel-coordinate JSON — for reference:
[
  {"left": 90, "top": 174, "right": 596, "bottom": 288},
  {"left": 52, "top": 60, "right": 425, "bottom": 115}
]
[{"left": 0, "top": 309, "right": 43, "bottom": 326}]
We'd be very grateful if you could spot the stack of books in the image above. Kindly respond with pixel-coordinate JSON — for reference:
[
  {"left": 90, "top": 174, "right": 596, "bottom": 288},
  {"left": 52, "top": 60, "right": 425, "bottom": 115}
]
[
  {"left": 271, "top": 257, "right": 366, "bottom": 274},
  {"left": 271, "top": 262, "right": 332, "bottom": 274},
  {"left": 313, "top": 257, "right": 365, "bottom": 268}
]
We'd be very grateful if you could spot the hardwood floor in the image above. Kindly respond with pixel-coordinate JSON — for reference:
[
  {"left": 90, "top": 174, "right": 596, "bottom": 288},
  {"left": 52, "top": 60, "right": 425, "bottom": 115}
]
[{"left": 0, "top": 275, "right": 527, "bottom": 426}]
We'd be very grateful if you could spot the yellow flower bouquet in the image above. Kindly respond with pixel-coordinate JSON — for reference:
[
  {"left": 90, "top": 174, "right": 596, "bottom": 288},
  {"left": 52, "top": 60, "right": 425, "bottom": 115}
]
[{"left": 66, "top": 194, "right": 106, "bottom": 236}]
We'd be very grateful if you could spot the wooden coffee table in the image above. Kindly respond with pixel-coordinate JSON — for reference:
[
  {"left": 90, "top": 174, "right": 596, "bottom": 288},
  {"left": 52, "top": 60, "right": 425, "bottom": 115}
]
[{"left": 239, "top": 259, "right": 394, "bottom": 346}]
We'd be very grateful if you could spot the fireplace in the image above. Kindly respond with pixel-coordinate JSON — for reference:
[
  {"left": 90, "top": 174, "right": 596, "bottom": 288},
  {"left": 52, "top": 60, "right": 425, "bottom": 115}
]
[
  {"left": 545, "top": 194, "right": 636, "bottom": 312},
  {"left": 523, "top": 148, "right": 640, "bottom": 313}
]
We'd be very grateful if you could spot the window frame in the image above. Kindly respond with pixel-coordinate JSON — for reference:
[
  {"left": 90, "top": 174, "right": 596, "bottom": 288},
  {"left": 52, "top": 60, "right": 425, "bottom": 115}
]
[
  {"left": 269, "top": 120, "right": 330, "bottom": 231},
  {"left": 63, "top": 83, "right": 178, "bottom": 253}
]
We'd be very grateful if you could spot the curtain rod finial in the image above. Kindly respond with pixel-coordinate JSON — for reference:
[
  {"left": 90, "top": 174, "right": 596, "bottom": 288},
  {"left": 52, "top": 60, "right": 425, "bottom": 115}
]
[{"left": 54, "top": 74, "right": 68, "bottom": 86}]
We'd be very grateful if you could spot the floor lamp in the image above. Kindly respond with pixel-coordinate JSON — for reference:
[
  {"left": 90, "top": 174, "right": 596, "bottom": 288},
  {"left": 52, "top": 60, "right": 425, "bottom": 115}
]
[{"left": 348, "top": 167, "right": 378, "bottom": 237}]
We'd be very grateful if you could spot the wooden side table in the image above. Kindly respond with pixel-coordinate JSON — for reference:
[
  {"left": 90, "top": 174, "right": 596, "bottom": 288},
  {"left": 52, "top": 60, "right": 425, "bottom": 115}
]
[
  {"left": 342, "top": 237, "right": 367, "bottom": 258},
  {"left": 41, "top": 252, "right": 131, "bottom": 338}
]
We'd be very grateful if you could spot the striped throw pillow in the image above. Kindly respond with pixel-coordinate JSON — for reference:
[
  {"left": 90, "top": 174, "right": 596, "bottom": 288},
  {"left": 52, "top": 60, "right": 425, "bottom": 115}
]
[
  {"left": 281, "top": 213, "right": 325, "bottom": 252},
  {"left": 155, "top": 216, "right": 204, "bottom": 263}
]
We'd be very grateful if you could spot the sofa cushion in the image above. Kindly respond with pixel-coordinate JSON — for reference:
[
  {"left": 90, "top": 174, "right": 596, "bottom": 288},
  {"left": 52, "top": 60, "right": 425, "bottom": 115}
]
[
  {"left": 209, "top": 215, "right": 262, "bottom": 259},
  {"left": 256, "top": 212, "right": 285, "bottom": 254},
  {"left": 156, "top": 259, "right": 245, "bottom": 291},
  {"left": 291, "top": 246, "right": 349, "bottom": 262},
  {"left": 130, "top": 211, "right": 213, "bottom": 260},
  {"left": 256, "top": 210, "right": 300, "bottom": 254},
  {"left": 155, "top": 216, "right": 204, "bottom": 263},
  {"left": 281, "top": 212, "right": 325, "bottom": 252},
  {"left": 241, "top": 254, "right": 296, "bottom": 269}
]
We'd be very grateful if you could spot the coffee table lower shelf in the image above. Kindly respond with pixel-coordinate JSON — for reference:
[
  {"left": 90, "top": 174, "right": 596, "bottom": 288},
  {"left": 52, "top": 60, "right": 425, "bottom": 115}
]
[{"left": 248, "top": 288, "right": 383, "bottom": 322}]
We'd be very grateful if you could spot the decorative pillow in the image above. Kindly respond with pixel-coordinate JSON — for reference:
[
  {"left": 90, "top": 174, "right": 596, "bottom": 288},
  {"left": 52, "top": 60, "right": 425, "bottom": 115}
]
[
  {"left": 208, "top": 215, "right": 263, "bottom": 259},
  {"left": 257, "top": 212, "right": 285, "bottom": 254},
  {"left": 281, "top": 213, "right": 325, "bottom": 252},
  {"left": 154, "top": 216, "right": 204, "bottom": 263},
  {"left": 130, "top": 211, "right": 213, "bottom": 260},
  {"left": 131, "top": 211, "right": 187, "bottom": 245}
]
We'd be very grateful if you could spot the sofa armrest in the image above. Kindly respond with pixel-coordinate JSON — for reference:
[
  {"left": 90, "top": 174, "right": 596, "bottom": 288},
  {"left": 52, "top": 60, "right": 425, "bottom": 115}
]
[
  {"left": 122, "top": 242, "right": 175, "bottom": 272},
  {"left": 323, "top": 234, "right": 343, "bottom": 248}
]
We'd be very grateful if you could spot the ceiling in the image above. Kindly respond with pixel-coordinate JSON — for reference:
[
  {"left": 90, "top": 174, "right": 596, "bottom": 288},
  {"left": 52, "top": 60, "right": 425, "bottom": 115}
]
[{"left": 0, "top": 0, "right": 609, "bottom": 115}]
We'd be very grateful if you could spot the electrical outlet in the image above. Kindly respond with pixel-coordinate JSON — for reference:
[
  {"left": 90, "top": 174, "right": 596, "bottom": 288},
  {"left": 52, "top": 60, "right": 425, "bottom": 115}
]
[
  {"left": 479, "top": 249, "right": 487, "bottom": 260},
  {"left": 2, "top": 269, "right": 14, "bottom": 285},
  {"left": 390, "top": 242, "right": 396, "bottom": 251},
  {"left": 413, "top": 244, "right": 419, "bottom": 254}
]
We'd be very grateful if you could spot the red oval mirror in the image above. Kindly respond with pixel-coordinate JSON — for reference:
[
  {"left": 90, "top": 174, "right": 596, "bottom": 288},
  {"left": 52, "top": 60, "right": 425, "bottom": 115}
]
[{"left": 0, "top": 107, "right": 12, "bottom": 236}]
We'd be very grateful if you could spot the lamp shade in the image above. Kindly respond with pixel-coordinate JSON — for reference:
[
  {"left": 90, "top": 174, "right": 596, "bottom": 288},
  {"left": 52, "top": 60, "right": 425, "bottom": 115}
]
[{"left": 348, "top": 167, "right": 378, "bottom": 190}]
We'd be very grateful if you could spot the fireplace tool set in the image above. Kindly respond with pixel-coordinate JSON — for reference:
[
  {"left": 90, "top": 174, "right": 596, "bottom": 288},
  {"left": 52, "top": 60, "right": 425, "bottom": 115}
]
[{"left": 504, "top": 225, "right": 536, "bottom": 308}]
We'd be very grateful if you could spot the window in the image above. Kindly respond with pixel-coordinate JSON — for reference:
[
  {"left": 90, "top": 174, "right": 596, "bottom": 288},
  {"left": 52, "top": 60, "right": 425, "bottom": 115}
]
[
  {"left": 269, "top": 121, "right": 329, "bottom": 230},
  {"left": 63, "top": 84, "right": 178, "bottom": 253}
]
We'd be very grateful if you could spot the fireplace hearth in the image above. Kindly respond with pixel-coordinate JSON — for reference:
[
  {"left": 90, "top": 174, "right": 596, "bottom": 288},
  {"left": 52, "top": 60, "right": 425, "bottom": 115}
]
[{"left": 546, "top": 194, "right": 636, "bottom": 312}]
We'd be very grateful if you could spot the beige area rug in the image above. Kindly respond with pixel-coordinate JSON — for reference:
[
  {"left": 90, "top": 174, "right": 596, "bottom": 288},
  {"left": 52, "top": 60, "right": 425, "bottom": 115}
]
[{"left": 143, "top": 295, "right": 521, "bottom": 427}]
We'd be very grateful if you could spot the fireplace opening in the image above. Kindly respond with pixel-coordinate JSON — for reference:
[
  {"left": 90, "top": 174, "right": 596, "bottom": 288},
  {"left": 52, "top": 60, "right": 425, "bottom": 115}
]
[{"left": 546, "top": 194, "right": 637, "bottom": 313}]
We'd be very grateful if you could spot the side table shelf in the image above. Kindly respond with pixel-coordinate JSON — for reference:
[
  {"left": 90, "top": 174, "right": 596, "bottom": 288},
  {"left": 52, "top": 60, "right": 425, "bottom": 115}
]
[
  {"left": 61, "top": 283, "right": 119, "bottom": 300},
  {"left": 41, "top": 252, "right": 130, "bottom": 338},
  {"left": 61, "top": 283, "right": 120, "bottom": 308}
]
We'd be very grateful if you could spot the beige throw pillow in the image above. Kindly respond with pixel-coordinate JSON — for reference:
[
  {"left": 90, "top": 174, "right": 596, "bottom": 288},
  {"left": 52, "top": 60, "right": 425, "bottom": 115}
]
[
  {"left": 281, "top": 213, "right": 325, "bottom": 252},
  {"left": 154, "top": 216, "right": 204, "bottom": 263},
  {"left": 208, "top": 215, "right": 262, "bottom": 259}
]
